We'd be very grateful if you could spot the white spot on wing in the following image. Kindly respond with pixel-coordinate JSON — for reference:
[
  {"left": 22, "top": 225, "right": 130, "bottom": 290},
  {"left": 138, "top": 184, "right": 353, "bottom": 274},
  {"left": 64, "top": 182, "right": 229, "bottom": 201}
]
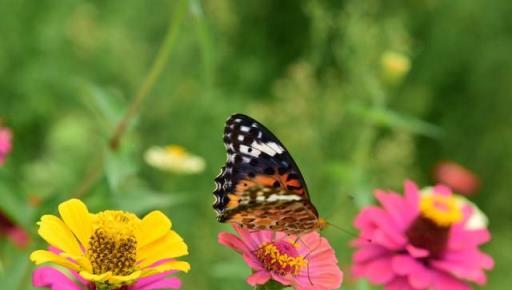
[
  {"left": 240, "top": 145, "right": 261, "bottom": 157},
  {"left": 266, "top": 194, "right": 302, "bottom": 202},
  {"left": 251, "top": 141, "right": 277, "bottom": 156},
  {"left": 237, "top": 135, "right": 244, "bottom": 142},
  {"left": 267, "top": 142, "right": 284, "bottom": 154},
  {"left": 240, "top": 126, "right": 250, "bottom": 133}
]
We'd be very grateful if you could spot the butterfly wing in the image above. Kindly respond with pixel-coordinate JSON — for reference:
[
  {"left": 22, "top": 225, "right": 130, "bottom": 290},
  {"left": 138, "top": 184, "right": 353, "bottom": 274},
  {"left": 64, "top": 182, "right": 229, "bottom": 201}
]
[{"left": 213, "top": 114, "right": 320, "bottom": 234}]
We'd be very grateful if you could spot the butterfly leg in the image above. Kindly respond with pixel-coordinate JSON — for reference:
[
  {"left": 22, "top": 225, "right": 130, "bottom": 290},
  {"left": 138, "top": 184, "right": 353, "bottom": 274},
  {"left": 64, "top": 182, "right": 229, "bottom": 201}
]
[{"left": 298, "top": 234, "right": 325, "bottom": 286}]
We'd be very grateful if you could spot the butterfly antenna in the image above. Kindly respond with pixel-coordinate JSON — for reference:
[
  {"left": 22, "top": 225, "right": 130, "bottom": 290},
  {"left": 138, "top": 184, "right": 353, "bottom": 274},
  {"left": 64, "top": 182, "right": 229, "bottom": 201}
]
[{"left": 326, "top": 221, "right": 372, "bottom": 243}]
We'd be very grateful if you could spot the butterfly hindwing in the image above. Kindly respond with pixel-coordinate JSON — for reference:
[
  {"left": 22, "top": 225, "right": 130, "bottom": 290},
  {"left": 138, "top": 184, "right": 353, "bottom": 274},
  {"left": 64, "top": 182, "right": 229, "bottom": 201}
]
[{"left": 213, "top": 114, "right": 320, "bottom": 234}]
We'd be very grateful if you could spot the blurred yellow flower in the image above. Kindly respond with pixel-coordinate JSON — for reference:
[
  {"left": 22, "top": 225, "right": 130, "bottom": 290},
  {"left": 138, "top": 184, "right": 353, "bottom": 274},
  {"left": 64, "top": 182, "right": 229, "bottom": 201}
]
[
  {"left": 144, "top": 145, "right": 205, "bottom": 174},
  {"left": 380, "top": 51, "right": 411, "bottom": 83},
  {"left": 30, "top": 199, "right": 190, "bottom": 289}
]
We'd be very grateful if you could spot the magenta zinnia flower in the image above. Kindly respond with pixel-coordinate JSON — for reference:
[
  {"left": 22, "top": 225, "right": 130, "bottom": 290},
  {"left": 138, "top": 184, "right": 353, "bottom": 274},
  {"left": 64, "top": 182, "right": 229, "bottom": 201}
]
[
  {"left": 219, "top": 225, "right": 343, "bottom": 290},
  {"left": 0, "top": 126, "right": 12, "bottom": 166},
  {"left": 352, "top": 180, "right": 493, "bottom": 290},
  {"left": 33, "top": 263, "right": 182, "bottom": 290}
]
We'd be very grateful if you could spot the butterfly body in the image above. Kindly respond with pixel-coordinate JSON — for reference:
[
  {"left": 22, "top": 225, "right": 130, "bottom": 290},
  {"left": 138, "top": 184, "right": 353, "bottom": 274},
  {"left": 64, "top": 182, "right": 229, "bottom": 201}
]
[{"left": 213, "top": 114, "right": 324, "bottom": 235}]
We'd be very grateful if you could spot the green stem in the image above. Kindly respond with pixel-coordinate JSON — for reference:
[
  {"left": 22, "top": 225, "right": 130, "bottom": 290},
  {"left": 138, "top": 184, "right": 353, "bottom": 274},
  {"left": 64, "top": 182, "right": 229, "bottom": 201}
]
[
  {"left": 71, "top": 1, "right": 188, "bottom": 197},
  {"left": 110, "top": 0, "right": 188, "bottom": 150}
]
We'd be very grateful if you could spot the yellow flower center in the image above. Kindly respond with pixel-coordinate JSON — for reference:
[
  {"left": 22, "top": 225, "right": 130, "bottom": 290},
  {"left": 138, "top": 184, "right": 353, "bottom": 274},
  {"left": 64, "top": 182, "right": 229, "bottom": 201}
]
[
  {"left": 420, "top": 193, "right": 463, "bottom": 227},
  {"left": 165, "top": 145, "right": 187, "bottom": 157},
  {"left": 255, "top": 240, "right": 307, "bottom": 276},
  {"left": 87, "top": 211, "right": 140, "bottom": 276},
  {"left": 381, "top": 51, "right": 411, "bottom": 77}
]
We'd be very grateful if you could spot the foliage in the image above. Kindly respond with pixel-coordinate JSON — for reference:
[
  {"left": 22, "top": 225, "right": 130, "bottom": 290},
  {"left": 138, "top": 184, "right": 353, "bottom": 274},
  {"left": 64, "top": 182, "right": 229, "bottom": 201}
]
[{"left": 0, "top": 0, "right": 511, "bottom": 289}]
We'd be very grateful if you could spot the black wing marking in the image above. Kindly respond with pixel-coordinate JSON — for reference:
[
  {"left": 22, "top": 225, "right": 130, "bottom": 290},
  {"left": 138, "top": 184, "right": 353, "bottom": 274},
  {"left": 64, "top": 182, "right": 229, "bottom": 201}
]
[{"left": 213, "top": 113, "right": 315, "bottom": 219}]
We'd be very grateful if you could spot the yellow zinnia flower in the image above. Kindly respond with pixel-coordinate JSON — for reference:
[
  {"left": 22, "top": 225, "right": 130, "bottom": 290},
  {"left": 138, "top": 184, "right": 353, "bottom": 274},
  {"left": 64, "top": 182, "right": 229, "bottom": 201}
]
[{"left": 30, "top": 199, "right": 190, "bottom": 289}]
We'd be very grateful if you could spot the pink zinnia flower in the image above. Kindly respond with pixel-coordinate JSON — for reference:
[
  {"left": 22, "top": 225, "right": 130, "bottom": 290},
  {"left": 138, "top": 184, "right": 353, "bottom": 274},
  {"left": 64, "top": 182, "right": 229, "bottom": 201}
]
[
  {"left": 0, "top": 127, "right": 12, "bottom": 165},
  {"left": 352, "top": 180, "right": 494, "bottom": 290},
  {"left": 218, "top": 225, "right": 343, "bottom": 290},
  {"left": 434, "top": 161, "right": 480, "bottom": 195},
  {"left": 33, "top": 263, "right": 182, "bottom": 290}
]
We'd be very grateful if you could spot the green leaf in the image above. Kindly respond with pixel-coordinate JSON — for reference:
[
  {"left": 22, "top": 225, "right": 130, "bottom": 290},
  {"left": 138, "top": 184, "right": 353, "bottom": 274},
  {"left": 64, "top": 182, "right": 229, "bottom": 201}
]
[
  {"left": 0, "top": 184, "right": 35, "bottom": 228},
  {"left": 256, "top": 280, "right": 289, "bottom": 290},
  {"left": 0, "top": 243, "right": 34, "bottom": 290},
  {"left": 105, "top": 146, "right": 138, "bottom": 194},
  {"left": 189, "top": 0, "right": 214, "bottom": 88},
  {"left": 112, "top": 190, "right": 188, "bottom": 214},
  {"left": 79, "top": 84, "right": 127, "bottom": 135},
  {"left": 211, "top": 258, "right": 250, "bottom": 279},
  {"left": 350, "top": 105, "right": 443, "bottom": 138}
]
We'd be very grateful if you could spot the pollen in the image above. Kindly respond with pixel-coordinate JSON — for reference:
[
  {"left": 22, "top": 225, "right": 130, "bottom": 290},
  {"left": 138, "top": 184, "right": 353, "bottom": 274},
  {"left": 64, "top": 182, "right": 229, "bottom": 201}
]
[
  {"left": 420, "top": 192, "right": 463, "bottom": 227},
  {"left": 255, "top": 240, "right": 307, "bottom": 276},
  {"left": 165, "top": 145, "right": 187, "bottom": 157},
  {"left": 87, "top": 211, "right": 140, "bottom": 276}
]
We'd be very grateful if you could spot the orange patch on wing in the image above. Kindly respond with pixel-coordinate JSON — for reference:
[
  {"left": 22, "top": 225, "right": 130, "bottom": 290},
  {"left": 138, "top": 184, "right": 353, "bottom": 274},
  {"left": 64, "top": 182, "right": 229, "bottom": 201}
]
[
  {"left": 226, "top": 193, "right": 240, "bottom": 208},
  {"left": 253, "top": 175, "right": 279, "bottom": 187},
  {"left": 236, "top": 173, "right": 306, "bottom": 196},
  {"left": 285, "top": 178, "right": 301, "bottom": 188}
]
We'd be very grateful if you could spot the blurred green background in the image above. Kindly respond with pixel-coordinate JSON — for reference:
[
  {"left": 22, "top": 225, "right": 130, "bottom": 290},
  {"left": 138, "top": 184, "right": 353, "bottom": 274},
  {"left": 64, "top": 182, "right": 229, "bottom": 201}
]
[{"left": 0, "top": 0, "right": 510, "bottom": 289}]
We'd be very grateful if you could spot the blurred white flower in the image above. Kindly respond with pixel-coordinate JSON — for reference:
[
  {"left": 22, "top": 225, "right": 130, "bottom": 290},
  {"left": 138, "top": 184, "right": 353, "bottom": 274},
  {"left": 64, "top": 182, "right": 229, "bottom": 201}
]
[
  {"left": 456, "top": 196, "right": 489, "bottom": 230},
  {"left": 144, "top": 145, "right": 205, "bottom": 174}
]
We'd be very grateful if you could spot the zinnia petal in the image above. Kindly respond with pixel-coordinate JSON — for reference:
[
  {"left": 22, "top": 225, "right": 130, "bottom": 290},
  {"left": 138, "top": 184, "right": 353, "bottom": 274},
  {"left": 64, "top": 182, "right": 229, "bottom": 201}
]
[
  {"left": 137, "top": 231, "right": 188, "bottom": 268},
  {"left": 32, "top": 267, "right": 82, "bottom": 290},
  {"left": 141, "top": 260, "right": 191, "bottom": 277},
  {"left": 136, "top": 211, "right": 172, "bottom": 249},
  {"left": 247, "top": 271, "right": 271, "bottom": 286},
  {"left": 30, "top": 250, "right": 80, "bottom": 271},
  {"left": 58, "top": 199, "right": 93, "bottom": 248},
  {"left": 37, "top": 215, "right": 83, "bottom": 258}
]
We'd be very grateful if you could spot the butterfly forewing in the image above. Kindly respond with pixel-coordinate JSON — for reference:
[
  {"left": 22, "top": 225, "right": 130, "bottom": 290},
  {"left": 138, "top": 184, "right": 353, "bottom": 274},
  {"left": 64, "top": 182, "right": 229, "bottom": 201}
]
[{"left": 213, "top": 114, "right": 320, "bottom": 234}]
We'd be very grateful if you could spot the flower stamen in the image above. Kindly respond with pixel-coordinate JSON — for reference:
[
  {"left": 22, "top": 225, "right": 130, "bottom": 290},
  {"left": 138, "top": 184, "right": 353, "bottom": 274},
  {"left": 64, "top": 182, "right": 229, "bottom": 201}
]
[
  {"left": 165, "top": 145, "right": 187, "bottom": 157},
  {"left": 420, "top": 192, "right": 463, "bottom": 227},
  {"left": 87, "top": 211, "right": 139, "bottom": 276},
  {"left": 255, "top": 240, "right": 307, "bottom": 276}
]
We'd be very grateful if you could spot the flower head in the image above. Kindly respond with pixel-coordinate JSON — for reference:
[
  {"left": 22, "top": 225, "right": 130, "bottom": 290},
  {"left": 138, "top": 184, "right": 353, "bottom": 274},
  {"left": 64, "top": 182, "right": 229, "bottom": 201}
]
[
  {"left": 380, "top": 51, "right": 411, "bottom": 84},
  {"left": 434, "top": 161, "right": 481, "bottom": 195},
  {"left": 352, "top": 180, "right": 494, "bottom": 290},
  {"left": 0, "top": 126, "right": 12, "bottom": 165},
  {"left": 30, "top": 199, "right": 189, "bottom": 290},
  {"left": 144, "top": 145, "right": 205, "bottom": 174},
  {"left": 218, "top": 225, "right": 343, "bottom": 290}
]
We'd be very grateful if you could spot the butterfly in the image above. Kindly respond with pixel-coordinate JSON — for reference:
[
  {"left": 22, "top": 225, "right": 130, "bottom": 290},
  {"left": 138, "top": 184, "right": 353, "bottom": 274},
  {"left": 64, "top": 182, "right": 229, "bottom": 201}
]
[{"left": 213, "top": 114, "right": 326, "bottom": 235}]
